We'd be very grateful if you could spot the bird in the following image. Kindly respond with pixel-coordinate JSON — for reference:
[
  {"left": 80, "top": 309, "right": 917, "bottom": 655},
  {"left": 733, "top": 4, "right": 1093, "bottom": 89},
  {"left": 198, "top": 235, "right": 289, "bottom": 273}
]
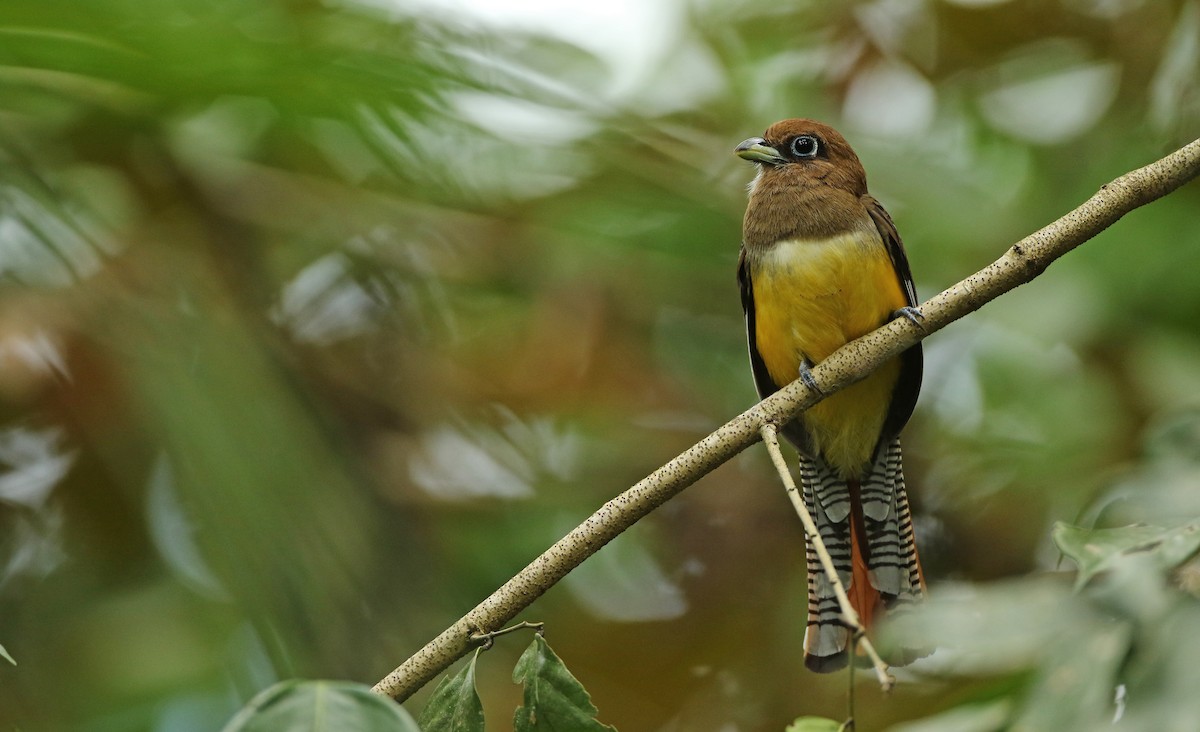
[{"left": 734, "top": 119, "right": 927, "bottom": 672}]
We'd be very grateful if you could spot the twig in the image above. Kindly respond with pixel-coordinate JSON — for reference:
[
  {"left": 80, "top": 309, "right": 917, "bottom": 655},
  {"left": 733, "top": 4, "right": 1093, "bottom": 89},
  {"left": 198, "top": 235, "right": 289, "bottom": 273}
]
[
  {"left": 372, "top": 138, "right": 1200, "bottom": 702},
  {"left": 760, "top": 423, "right": 893, "bottom": 691},
  {"left": 469, "top": 621, "right": 544, "bottom": 649},
  {"left": 846, "top": 658, "right": 856, "bottom": 732}
]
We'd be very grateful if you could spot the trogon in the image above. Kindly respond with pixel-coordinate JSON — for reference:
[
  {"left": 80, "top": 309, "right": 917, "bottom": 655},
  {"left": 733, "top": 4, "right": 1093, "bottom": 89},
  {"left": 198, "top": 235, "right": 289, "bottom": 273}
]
[{"left": 735, "top": 119, "right": 927, "bottom": 671}]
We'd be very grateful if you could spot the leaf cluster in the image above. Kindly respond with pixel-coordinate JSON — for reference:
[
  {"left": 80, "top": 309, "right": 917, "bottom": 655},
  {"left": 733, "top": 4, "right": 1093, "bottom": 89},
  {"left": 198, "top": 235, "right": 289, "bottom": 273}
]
[{"left": 223, "top": 635, "right": 614, "bottom": 732}]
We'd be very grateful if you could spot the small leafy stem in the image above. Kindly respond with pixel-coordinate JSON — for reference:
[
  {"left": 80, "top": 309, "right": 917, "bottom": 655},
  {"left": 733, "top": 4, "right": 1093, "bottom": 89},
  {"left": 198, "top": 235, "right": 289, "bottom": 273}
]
[{"left": 470, "top": 621, "right": 545, "bottom": 650}]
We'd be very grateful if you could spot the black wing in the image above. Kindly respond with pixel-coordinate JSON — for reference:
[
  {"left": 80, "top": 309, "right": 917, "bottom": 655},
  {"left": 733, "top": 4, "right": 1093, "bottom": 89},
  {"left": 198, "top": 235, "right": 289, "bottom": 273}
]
[
  {"left": 737, "top": 246, "right": 779, "bottom": 401},
  {"left": 865, "top": 196, "right": 923, "bottom": 440}
]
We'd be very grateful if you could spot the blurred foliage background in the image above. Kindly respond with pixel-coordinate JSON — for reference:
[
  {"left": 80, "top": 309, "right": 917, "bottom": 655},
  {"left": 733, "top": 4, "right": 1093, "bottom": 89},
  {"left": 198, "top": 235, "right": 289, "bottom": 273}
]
[{"left": 1, "top": 0, "right": 1199, "bottom": 730}]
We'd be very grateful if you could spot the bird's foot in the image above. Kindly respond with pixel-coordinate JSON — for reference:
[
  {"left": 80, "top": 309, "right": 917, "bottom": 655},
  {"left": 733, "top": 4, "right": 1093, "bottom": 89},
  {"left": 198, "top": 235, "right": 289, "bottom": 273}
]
[
  {"left": 891, "top": 306, "right": 926, "bottom": 332},
  {"left": 798, "top": 360, "right": 823, "bottom": 396}
]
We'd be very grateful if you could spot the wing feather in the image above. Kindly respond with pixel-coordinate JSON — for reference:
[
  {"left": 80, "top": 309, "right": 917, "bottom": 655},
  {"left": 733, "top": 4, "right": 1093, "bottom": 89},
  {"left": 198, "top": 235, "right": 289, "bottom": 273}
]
[
  {"left": 864, "top": 197, "right": 923, "bottom": 441},
  {"left": 738, "top": 247, "right": 779, "bottom": 401}
]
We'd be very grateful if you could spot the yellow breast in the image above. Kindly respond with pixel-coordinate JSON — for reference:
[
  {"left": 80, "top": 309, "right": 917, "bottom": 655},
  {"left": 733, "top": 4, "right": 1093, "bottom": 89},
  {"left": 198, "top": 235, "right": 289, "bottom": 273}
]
[{"left": 751, "top": 224, "right": 908, "bottom": 475}]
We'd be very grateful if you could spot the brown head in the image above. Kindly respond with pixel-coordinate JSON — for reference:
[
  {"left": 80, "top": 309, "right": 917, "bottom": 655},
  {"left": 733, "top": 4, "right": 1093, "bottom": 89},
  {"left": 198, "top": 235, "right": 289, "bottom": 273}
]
[{"left": 735, "top": 119, "right": 871, "bottom": 248}]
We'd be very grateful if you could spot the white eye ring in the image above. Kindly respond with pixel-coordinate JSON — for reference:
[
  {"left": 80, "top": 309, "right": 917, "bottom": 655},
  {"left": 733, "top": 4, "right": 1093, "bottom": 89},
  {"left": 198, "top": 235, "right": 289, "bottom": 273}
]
[{"left": 790, "top": 135, "right": 820, "bottom": 158}]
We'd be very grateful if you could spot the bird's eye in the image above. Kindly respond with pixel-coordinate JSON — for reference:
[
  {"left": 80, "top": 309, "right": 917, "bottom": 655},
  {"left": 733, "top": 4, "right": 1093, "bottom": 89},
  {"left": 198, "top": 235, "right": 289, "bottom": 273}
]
[{"left": 790, "top": 135, "right": 820, "bottom": 158}]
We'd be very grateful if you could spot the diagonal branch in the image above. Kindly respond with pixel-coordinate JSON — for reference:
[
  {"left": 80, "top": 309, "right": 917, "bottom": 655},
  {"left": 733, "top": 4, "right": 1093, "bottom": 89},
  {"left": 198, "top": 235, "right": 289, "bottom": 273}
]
[
  {"left": 372, "top": 138, "right": 1200, "bottom": 703},
  {"left": 760, "top": 423, "right": 892, "bottom": 691}
]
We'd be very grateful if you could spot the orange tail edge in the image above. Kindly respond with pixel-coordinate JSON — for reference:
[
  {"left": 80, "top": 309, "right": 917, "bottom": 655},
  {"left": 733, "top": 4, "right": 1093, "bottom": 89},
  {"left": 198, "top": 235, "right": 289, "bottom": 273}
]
[{"left": 846, "top": 479, "right": 883, "bottom": 635}]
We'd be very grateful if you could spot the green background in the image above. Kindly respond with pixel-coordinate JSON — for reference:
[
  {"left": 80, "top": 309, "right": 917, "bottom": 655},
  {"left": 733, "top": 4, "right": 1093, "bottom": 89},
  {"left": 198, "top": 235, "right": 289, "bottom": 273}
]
[{"left": 1, "top": 0, "right": 1199, "bottom": 729}]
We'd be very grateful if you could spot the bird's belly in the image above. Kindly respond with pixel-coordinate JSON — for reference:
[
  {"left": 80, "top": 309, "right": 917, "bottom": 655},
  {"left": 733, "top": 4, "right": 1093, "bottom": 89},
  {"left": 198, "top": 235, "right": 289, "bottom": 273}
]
[{"left": 752, "top": 233, "right": 908, "bottom": 474}]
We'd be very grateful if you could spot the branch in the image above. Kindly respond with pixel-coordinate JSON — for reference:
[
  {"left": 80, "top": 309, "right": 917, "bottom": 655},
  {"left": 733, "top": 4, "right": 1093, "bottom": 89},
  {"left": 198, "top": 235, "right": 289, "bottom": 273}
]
[
  {"left": 760, "top": 423, "right": 892, "bottom": 690},
  {"left": 373, "top": 138, "right": 1200, "bottom": 702}
]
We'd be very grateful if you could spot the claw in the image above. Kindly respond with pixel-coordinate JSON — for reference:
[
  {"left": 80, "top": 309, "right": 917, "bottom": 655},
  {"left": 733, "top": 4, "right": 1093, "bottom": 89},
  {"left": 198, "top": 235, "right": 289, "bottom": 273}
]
[
  {"left": 892, "top": 306, "right": 926, "bottom": 331},
  {"left": 798, "top": 359, "right": 823, "bottom": 396}
]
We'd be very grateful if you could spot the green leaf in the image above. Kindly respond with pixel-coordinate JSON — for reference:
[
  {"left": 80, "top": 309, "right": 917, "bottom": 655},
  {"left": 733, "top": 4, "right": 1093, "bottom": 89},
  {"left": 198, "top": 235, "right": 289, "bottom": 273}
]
[
  {"left": 784, "top": 717, "right": 843, "bottom": 732},
  {"left": 1012, "top": 621, "right": 1130, "bottom": 731},
  {"left": 417, "top": 649, "right": 485, "bottom": 732},
  {"left": 220, "top": 680, "right": 420, "bottom": 732},
  {"left": 512, "top": 634, "right": 615, "bottom": 731},
  {"left": 1053, "top": 521, "right": 1200, "bottom": 589},
  {"left": 880, "top": 577, "right": 1085, "bottom": 673},
  {"left": 0, "top": 641, "right": 14, "bottom": 665}
]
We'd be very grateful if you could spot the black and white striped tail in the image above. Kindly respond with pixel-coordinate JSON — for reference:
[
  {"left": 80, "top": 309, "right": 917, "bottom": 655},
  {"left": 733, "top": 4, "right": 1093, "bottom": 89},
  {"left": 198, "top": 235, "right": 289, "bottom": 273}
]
[{"left": 800, "top": 437, "right": 925, "bottom": 672}]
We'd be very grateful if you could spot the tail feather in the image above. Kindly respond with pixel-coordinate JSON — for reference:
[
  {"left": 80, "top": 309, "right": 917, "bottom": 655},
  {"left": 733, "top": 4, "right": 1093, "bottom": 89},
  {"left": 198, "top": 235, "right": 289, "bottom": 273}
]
[
  {"left": 846, "top": 502, "right": 878, "bottom": 631},
  {"left": 800, "top": 438, "right": 926, "bottom": 672},
  {"left": 860, "top": 440, "right": 924, "bottom": 600}
]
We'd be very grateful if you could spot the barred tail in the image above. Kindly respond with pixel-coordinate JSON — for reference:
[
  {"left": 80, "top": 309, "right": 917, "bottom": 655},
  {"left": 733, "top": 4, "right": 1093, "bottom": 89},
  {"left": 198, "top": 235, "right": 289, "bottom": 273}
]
[{"left": 800, "top": 438, "right": 927, "bottom": 672}]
